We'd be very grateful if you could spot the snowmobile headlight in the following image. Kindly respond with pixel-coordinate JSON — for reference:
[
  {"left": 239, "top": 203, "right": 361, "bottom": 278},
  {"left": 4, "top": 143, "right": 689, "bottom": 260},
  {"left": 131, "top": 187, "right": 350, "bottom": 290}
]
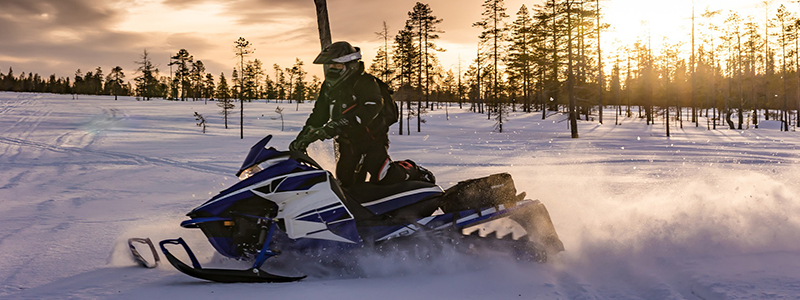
[
  {"left": 238, "top": 156, "right": 291, "bottom": 181},
  {"left": 238, "top": 165, "right": 262, "bottom": 181}
]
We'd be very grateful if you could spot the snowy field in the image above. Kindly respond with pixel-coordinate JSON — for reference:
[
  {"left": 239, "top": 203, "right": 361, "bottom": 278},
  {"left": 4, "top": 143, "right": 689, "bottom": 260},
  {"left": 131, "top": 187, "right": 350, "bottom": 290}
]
[{"left": 1, "top": 91, "right": 800, "bottom": 299}]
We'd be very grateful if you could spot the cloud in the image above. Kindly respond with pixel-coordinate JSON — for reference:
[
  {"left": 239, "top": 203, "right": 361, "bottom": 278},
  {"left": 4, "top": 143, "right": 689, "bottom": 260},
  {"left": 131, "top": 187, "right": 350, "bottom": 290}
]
[
  {"left": 0, "top": 0, "right": 528, "bottom": 83},
  {"left": 2, "top": 0, "right": 118, "bottom": 30},
  {"left": 157, "top": 0, "right": 478, "bottom": 47},
  {"left": 161, "top": 0, "right": 309, "bottom": 25},
  {"left": 0, "top": 30, "right": 159, "bottom": 77},
  {"left": 0, "top": 0, "right": 133, "bottom": 75}
]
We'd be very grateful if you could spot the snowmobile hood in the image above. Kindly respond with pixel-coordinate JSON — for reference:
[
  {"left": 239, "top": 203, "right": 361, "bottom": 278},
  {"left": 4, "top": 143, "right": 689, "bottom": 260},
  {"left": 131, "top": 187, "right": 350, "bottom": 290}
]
[
  {"left": 237, "top": 135, "right": 276, "bottom": 177},
  {"left": 236, "top": 135, "right": 323, "bottom": 178}
]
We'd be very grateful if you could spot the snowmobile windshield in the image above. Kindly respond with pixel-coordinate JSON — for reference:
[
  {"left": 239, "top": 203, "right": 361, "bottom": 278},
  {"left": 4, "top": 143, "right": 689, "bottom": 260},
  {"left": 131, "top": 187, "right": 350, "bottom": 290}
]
[{"left": 238, "top": 155, "right": 291, "bottom": 181}]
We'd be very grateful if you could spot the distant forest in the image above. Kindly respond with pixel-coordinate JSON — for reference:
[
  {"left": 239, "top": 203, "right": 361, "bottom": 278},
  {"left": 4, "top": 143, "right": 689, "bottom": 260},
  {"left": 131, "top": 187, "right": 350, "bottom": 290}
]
[
  {"left": 3, "top": 0, "right": 800, "bottom": 136},
  {"left": 0, "top": 48, "right": 320, "bottom": 104}
]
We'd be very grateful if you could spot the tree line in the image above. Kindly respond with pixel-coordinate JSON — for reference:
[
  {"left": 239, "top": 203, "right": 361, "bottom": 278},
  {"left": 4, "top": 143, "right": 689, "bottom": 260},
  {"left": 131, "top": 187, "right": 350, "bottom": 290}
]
[
  {"left": 0, "top": 66, "right": 129, "bottom": 99},
  {"left": 5, "top": 1, "right": 800, "bottom": 137},
  {"left": 369, "top": 0, "right": 800, "bottom": 136},
  {"left": 0, "top": 48, "right": 321, "bottom": 104}
]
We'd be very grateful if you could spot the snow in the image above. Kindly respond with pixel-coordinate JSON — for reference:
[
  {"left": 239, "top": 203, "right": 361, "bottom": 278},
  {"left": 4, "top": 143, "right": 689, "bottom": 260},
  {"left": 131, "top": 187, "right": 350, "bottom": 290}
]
[{"left": 2, "top": 91, "right": 800, "bottom": 299}]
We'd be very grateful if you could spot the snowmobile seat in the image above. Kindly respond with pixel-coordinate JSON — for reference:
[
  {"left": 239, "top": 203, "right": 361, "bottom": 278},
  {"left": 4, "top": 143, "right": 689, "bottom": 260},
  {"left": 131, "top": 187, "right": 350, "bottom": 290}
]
[{"left": 344, "top": 181, "right": 443, "bottom": 217}]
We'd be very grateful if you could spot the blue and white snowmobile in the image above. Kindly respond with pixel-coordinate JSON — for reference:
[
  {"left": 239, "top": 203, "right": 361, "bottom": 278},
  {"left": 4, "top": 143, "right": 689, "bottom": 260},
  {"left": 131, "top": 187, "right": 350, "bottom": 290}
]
[{"left": 154, "top": 135, "right": 564, "bottom": 283}]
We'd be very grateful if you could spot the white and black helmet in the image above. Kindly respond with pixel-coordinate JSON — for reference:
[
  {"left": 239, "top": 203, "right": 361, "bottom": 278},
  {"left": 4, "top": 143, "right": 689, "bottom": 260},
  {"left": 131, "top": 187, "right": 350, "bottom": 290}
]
[{"left": 314, "top": 41, "right": 363, "bottom": 87}]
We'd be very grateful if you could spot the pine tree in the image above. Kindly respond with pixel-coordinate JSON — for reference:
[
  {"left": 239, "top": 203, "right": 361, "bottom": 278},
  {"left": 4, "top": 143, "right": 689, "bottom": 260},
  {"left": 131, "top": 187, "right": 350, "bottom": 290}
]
[
  {"left": 611, "top": 55, "right": 622, "bottom": 125},
  {"left": 775, "top": 5, "right": 792, "bottom": 131},
  {"left": 92, "top": 67, "right": 104, "bottom": 95},
  {"left": 406, "top": 2, "right": 444, "bottom": 132},
  {"left": 169, "top": 49, "right": 193, "bottom": 101},
  {"left": 474, "top": 0, "right": 509, "bottom": 132},
  {"left": 393, "top": 27, "right": 420, "bottom": 87},
  {"left": 289, "top": 58, "right": 307, "bottom": 107},
  {"left": 216, "top": 72, "right": 234, "bottom": 129},
  {"left": 595, "top": 0, "right": 604, "bottom": 124},
  {"left": 242, "top": 60, "right": 264, "bottom": 101},
  {"left": 273, "top": 64, "right": 286, "bottom": 100},
  {"left": 234, "top": 37, "right": 254, "bottom": 139},
  {"left": 190, "top": 60, "right": 206, "bottom": 101},
  {"left": 134, "top": 49, "right": 159, "bottom": 100},
  {"left": 393, "top": 27, "right": 421, "bottom": 136},
  {"left": 744, "top": 19, "right": 763, "bottom": 128},
  {"left": 204, "top": 73, "right": 215, "bottom": 104},
  {"left": 507, "top": 4, "right": 534, "bottom": 113},
  {"left": 73, "top": 69, "right": 84, "bottom": 96},
  {"left": 566, "top": 0, "right": 579, "bottom": 137},
  {"left": 533, "top": 0, "right": 565, "bottom": 117},
  {"left": 107, "top": 66, "right": 125, "bottom": 100},
  {"left": 1, "top": 67, "right": 12, "bottom": 91}
]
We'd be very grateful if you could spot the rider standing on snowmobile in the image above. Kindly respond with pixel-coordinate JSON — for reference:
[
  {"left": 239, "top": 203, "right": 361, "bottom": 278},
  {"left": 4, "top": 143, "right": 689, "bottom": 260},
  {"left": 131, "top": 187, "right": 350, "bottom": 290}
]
[{"left": 289, "top": 41, "right": 433, "bottom": 187}]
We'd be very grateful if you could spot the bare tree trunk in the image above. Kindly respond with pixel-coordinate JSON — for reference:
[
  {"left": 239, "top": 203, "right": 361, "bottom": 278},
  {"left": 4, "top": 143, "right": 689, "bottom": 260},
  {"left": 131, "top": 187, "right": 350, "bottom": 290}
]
[
  {"left": 692, "top": 5, "right": 698, "bottom": 126},
  {"left": 567, "top": 0, "right": 578, "bottom": 138},
  {"left": 314, "top": 0, "right": 332, "bottom": 50},
  {"left": 491, "top": 0, "right": 501, "bottom": 132},
  {"left": 240, "top": 55, "right": 245, "bottom": 139},
  {"left": 596, "top": 0, "right": 603, "bottom": 125},
  {"left": 407, "top": 99, "right": 411, "bottom": 135},
  {"left": 667, "top": 107, "right": 671, "bottom": 137},
  {"left": 546, "top": 0, "right": 557, "bottom": 120},
  {"left": 782, "top": 16, "right": 789, "bottom": 132},
  {"left": 417, "top": 15, "right": 423, "bottom": 133},
  {"left": 738, "top": 29, "right": 744, "bottom": 130},
  {"left": 796, "top": 23, "right": 800, "bottom": 128},
  {"left": 399, "top": 96, "right": 404, "bottom": 135}
]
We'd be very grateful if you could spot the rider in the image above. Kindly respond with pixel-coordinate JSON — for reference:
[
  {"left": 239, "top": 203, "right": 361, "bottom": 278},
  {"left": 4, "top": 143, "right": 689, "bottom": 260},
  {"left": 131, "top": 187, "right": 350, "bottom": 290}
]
[{"left": 289, "top": 41, "right": 433, "bottom": 187}]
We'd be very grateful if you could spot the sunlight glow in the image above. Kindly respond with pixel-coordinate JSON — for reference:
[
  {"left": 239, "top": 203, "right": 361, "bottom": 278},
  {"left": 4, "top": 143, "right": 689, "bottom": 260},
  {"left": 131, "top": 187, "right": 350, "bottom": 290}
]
[
  {"left": 602, "top": 0, "right": 794, "bottom": 59},
  {"left": 115, "top": 1, "right": 235, "bottom": 34}
]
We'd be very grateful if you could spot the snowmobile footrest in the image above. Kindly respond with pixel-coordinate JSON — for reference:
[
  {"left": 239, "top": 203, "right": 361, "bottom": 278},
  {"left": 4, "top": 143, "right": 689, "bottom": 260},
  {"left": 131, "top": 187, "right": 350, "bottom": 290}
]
[{"left": 159, "top": 238, "right": 306, "bottom": 283}]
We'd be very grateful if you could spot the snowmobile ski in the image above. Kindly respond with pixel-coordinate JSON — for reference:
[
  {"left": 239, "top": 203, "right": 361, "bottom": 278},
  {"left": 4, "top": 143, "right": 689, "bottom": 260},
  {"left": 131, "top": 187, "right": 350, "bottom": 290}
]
[
  {"left": 128, "top": 238, "right": 160, "bottom": 268},
  {"left": 159, "top": 238, "right": 305, "bottom": 283}
]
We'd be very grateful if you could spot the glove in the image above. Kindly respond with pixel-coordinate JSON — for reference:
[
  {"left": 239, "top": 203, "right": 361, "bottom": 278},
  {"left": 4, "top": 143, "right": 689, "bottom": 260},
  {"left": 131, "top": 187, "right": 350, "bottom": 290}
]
[
  {"left": 320, "top": 118, "right": 350, "bottom": 138},
  {"left": 289, "top": 138, "right": 310, "bottom": 153},
  {"left": 289, "top": 119, "right": 350, "bottom": 153},
  {"left": 289, "top": 126, "right": 318, "bottom": 153}
]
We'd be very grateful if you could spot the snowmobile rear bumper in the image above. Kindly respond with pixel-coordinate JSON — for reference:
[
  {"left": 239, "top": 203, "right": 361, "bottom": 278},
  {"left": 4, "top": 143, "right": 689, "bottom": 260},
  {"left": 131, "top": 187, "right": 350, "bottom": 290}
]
[{"left": 159, "top": 237, "right": 305, "bottom": 283}]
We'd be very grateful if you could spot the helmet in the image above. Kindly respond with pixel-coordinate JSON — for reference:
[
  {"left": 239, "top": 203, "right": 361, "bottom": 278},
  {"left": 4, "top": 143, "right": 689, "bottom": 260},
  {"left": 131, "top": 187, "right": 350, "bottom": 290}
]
[
  {"left": 313, "top": 41, "right": 361, "bottom": 64},
  {"left": 314, "top": 41, "right": 363, "bottom": 87}
]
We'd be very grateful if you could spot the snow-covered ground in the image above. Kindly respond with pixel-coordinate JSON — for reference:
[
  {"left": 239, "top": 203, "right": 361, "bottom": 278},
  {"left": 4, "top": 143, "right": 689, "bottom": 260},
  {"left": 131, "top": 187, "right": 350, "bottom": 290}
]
[{"left": 1, "top": 91, "right": 799, "bottom": 299}]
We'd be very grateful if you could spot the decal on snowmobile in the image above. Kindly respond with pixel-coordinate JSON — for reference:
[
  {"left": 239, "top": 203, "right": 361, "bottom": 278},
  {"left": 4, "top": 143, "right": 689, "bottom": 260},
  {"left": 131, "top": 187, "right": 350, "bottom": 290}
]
[{"left": 361, "top": 186, "right": 443, "bottom": 215}]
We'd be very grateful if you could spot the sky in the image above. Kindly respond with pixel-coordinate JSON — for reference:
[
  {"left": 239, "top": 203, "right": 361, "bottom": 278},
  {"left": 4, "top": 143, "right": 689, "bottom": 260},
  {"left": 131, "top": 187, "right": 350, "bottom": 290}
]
[{"left": 0, "top": 0, "right": 796, "bottom": 83}]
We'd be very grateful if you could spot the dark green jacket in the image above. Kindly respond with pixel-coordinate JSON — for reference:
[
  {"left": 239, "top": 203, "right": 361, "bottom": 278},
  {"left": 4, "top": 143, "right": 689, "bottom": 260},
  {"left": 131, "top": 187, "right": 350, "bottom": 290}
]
[{"left": 304, "top": 72, "right": 387, "bottom": 141}]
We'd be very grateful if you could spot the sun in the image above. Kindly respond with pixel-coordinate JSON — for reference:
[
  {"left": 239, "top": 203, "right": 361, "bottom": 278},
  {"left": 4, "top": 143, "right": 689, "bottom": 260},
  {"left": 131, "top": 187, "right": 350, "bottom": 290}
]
[
  {"left": 600, "top": 0, "right": 791, "bottom": 59},
  {"left": 603, "top": 0, "right": 694, "bottom": 48}
]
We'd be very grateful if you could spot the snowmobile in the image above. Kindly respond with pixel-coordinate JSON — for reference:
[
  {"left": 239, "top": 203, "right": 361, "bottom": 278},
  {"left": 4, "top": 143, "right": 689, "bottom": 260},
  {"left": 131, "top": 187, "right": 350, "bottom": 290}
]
[{"left": 152, "top": 135, "right": 563, "bottom": 283}]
